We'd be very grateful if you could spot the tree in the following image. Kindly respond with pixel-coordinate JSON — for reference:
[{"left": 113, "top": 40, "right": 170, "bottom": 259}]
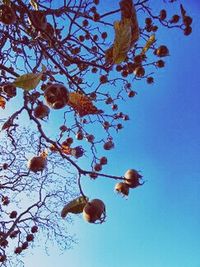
[{"left": 0, "top": 0, "right": 192, "bottom": 265}]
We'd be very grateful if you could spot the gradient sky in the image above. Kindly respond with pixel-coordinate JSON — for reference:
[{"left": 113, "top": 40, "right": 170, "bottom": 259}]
[{"left": 23, "top": 1, "right": 200, "bottom": 266}]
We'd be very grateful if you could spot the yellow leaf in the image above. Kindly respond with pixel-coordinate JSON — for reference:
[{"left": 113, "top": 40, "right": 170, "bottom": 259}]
[
  {"left": 112, "top": 19, "right": 132, "bottom": 64},
  {"left": 61, "top": 196, "right": 88, "bottom": 218},
  {"left": 13, "top": 66, "right": 46, "bottom": 90},
  {"left": 30, "top": 0, "right": 38, "bottom": 10},
  {"left": 68, "top": 92, "right": 103, "bottom": 117},
  {"left": 0, "top": 97, "right": 6, "bottom": 109},
  {"left": 141, "top": 34, "right": 156, "bottom": 55}
]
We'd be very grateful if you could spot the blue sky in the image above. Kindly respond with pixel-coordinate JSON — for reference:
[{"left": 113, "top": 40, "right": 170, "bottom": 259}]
[{"left": 23, "top": 1, "right": 200, "bottom": 266}]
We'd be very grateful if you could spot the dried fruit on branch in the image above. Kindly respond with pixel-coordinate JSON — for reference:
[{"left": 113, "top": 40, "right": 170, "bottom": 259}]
[
  {"left": 44, "top": 83, "right": 69, "bottom": 109},
  {"left": 27, "top": 154, "right": 47, "bottom": 173},
  {"left": 34, "top": 103, "right": 50, "bottom": 119},
  {"left": 124, "top": 169, "right": 143, "bottom": 188},
  {"left": 0, "top": 97, "right": 6, "bottom": 109},
  {"left": 68, "top": 92, "right": 103, "bottom": 117},
  {"left": 115, "top": 182, "right": 129, "bottom": 196},
  {"left": 83, "top": 199, "right": 106, "bottom": 223},
  {"left": 61, "top": 196, "right": 88, "bottom": 218},
  {"left": 2, "top": 83, "right": 17, "bottom": 98}
]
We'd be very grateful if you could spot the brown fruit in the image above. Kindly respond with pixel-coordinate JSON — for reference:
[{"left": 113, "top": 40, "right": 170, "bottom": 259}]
[
  {"left": 115, "top": 182, "right": 129, "bottom": 196},
  {"left": 159, "top": 9, "right": 167, "bottom": 20},
  {"left": 128, "top": 90, "right": 136, "bottom": 98},
  {"left": 86, "top": 134, "right": 95, "bottom": 143},
  {"left": 170, "top": 14, "right": 180, "bottom": 24},
  {"left": 134, "top": 55, "right": 143, "bottom": 64},
  {"left": 79, "top": 35, "right": 85, "bottom": 42},
  {"left": 0, "top": 254, "right": 6, "bottom": 262},
  {"left": 60, "top": 125, "right": 68, "bottom": 132},
  {"left": 10, "top": 230, "right": 19, "bottom": 239},
  {"left": 101, "top": 32, "right": 107, "bottom": 39},
  {"left": 66, "top": 137, "right": 73, "bottom": 145},
  {"left": 0, "top": 239, "right": 8, "bottom": 248},
  {"left": 76, "top": 131, "right": 84, "bottom": 140},
  {"left": 2, "top": 83, "right": 16, "bottom": 98},
  {"left": 34, "top": 103, "right": 50, "bottom": 119},
  {"left": 124, "top": 169, "right": 143, "bottom": 188},
  {"left": 147, "top": 77, "right": 154, "bottom": 84},
  {"left": 83, "top": 199, "right": 105, "bottom": 223},
  {"left": 21, "top": 242, "right": 28, "bottom": 250},
  {"left": 89, "top": 172, "right": 98, "bottom": 179},
  {"left": 184, "top": 26, "right": 192, "bottom": 36},
  {"left": 82, "top": 19, "right": 89, "bottom": 27},
  {"left": 2, "top": 163, "right": 8, "bottom": 170},
  {"left": 100, "top": 157, "right": 107, "bottom": 165},
  {"left": 134, "top": 66, "right": 145, "bottom": 77},
  {"left": 92, "top": 67, "right": 98, "bottom": 73},
  {"left": 112, "top": 104, "right": 118, "bottom": 111},
  {"left": 103, "top": 141, "right": 114, "bottom": 150},
  {"left": 10, "top": 211, "right": 17, "bottom": 219},
  {"left": 93, "top": 13, "right": 100, "bottom": 21},
  {"left": 100, "top": 75, "right": 108, "bottom": 84},
  {"left": 0, "top": 5, "right": 16, "bottom": 25},
  {"left": 155, "top": 45, "right": 169, "bottom": 57},
  {"left": 44, "top": 83, "right": 69, "bottom": 109},
  {"left": 105, "top": 97, "right": 113, "bottom": 104},
  {"left": 27, "top": 156, "right": 47, "bottom": 173},
  {"left": 26, "top": 234, "right": 34, "bottom": 242},
  {"left": 145, "top": 17, "right": 152, "bottom": 25},
  {"left": 2, "top": 196, "right": 9, "bottom": 205},
  {"left": 14, "top": 247, "right": 22, "bottom": 254},
  {"left": 94, "top": 163, "right": 102, "bottom": 172},
  {"left": 156, "top": 60, "right": 165, "bottom": 68},
  {"left": 183, "top": 16, "right": 192, "bottom": 27},
  {"left": 31, "top": 226, "right": 38, "bottom": 233}
]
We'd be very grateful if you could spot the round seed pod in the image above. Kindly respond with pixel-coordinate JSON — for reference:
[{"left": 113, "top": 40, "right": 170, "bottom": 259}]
[
  {"left": 83, "top": 199, "right": 105, "bottom": 223},
  {"left": 27, "top": 156, "right": 47, "bottom": 173},
  {"left": 0, "top": 5, "right": 16, "bottom": 25},
  {"left": 44, "top": 83, "right": 69, "bottom": 109}
]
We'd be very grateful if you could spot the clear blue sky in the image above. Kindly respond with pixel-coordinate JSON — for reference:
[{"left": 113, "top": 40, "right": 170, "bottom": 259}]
[{"left": 24, "top": 1, "right": 200, "bottom": 266}]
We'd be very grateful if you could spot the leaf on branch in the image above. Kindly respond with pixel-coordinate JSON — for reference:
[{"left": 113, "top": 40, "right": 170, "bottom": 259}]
[
  {"left": 120, "top": 0, "right": 140, "bottom": 46},
  {"left": 141, "top": 34, "right": 156, "bottom": 55},
  {"left": 13, "top": 65, "right": 46, "bottom": 90},
  {"left": 105, "top": 0, "right": 139, "bottom": 65},
  {"left": 30, "top": 0, "right": 38, "bottom": 10},
  {"left": 61, "top": 196, "right": 89, "bottom": 218},
  {"left": 105, "top": 46, "right": 113, "bottom": 65},
  {"left": 112, "top": 19, "right": 132, "bottom": 64},
  {"left": 68, "top": 92, "right": 103, "bottom": 117},
  {"left": 0, "top": 97, "right": 6, "bottom": 109}
]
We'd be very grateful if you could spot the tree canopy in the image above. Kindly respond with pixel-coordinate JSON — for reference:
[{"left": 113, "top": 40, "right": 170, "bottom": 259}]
[{"left": 0, "top": 0, "right": 192, "bottom": 265}]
